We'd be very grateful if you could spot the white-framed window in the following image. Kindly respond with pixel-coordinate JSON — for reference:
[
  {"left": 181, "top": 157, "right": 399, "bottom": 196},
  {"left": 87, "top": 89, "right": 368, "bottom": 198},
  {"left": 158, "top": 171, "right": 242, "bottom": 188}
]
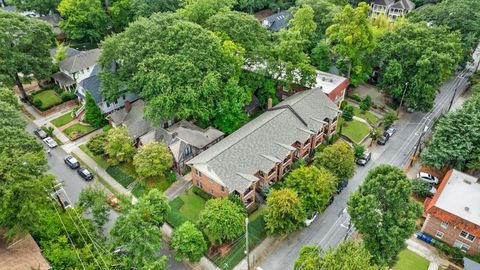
[
  {"left": 435, "top": 231, "right": 444, "bottom": 239},
  {"left": 453, "top": 240, "right": 470, "bottom": 252},
  {"left": 440, "top": 221, "right": 449, "bottom": 229},
  {"left": 195, "top": 169, "right": 202, "bottom": 177},
  {"left": 459, "top": 230, "right": 476, "bottom": 242},
  {"left": 196, "top": 180, "right": 202, "bottom": 189}
]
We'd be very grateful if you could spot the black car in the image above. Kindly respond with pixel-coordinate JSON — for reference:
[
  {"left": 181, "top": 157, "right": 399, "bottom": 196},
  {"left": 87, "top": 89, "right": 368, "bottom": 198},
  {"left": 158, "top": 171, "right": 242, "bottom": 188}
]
[
  {"left": 356, "top": 151, "right": 371, "bottom": 166},
  {"left": 78, "top": 167, "right": 94, "bottom": 181},
  {"left": 34, "top": 128, "right": 48, "bottom": 139},
  {"left": 336, "top": 179, "right": 348, "bottom": 194},
  {"left": 64, "top": 155, "right": 80, "bottom": 169},
  {"left": 377, "top": 133, "right": 390, "bottom": 145}
]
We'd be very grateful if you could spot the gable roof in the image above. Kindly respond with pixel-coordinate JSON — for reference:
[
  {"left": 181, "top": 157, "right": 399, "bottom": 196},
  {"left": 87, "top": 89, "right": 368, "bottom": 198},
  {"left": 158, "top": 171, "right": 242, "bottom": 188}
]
[
  {"left": 0, "top": 232, "right": 49, "bottom": 270},
  {"left": 167, "top": 120, "right": 224, "bottom": 149},
  {"left": 261, "top": 10, "right": 290, "bottom": 31},
  {"left": 188, "top": 87, "right": 339, "bottom": 193},
  {"left": 109, "top": 100, "right": 151, "bottom": 139},
  {"left": 426, "top": 169, "right": 480, "bottom": 237},
  {"left": 58, "top": 48, "right": 101, "bottom": 73},
  {"left": 391, "top": 0, "right": 415, "bottom": 10},
  {"left": 77, "top": 64, "right": 102, "bottom": 102}
]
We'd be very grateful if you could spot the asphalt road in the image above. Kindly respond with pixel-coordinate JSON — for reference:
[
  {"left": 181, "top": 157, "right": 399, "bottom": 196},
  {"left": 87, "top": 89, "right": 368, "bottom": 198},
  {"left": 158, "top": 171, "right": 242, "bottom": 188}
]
[
  {"left": 25, "top": 122, "right": 189, "bottom": 270},
  {"left": 258, "top": 49, "right": 480, "bottom": 270}
]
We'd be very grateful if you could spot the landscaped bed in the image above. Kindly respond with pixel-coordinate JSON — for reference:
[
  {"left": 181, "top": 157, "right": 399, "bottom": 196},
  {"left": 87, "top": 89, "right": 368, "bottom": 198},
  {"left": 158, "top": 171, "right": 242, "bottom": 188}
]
[
  {"left": 51, "top": 111, "right": 74, "bottom": 127},
  {"left": 339, "top": 118, "right": 371, "bottom": 144},
  {"left": 31, "top": 90, "right": 62, "bottom": 111},
  {"left": 394, "top": 249, "right": 429, "bottom": 270},
  {"left": 63, "top": 123, "right": 96, "bottom": 140}
]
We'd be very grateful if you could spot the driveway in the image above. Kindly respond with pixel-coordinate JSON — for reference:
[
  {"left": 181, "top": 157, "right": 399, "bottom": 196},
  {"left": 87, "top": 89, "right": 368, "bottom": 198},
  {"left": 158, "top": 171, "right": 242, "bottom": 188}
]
[{"left": 256, "top": 47, "right": 479, "bottom": 270}]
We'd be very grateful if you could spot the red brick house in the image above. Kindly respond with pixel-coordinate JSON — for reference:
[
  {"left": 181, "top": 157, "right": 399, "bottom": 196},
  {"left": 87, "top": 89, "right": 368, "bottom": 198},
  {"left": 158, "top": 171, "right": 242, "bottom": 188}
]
[
  {"left": 187, "top": 87, "right": 340, "bottom": 208},
  {"left": 422, "top": 169, "right": 480, "bottom": 255}
]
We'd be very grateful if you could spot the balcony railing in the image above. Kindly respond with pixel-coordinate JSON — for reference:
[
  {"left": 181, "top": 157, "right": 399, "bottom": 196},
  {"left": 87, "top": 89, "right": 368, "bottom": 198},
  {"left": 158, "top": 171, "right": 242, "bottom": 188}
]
[{"left": 244, "top": 187, "right": 255, "bottom": 198}]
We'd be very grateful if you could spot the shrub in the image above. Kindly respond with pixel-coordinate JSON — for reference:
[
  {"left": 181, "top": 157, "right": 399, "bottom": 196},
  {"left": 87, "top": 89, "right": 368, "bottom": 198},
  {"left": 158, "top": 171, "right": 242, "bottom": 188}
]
[
  {"left": 33, "top": 98, "right": 43, "bottom": 108},
  {"left": 340, "top": 100, "right": 348, "bottom": 110},
  {"left": 431, "top": 240, "right": 466, "bottom": 266},
  {"left": 292, "top": 158, "right": 308, "bottom": 170},
  {"left": 41, "top": 126, "right": 54, "bottom": 136},
  {"left": 167, "top": 171, "right": 177, "bottom": 183},
  {"left": 60, "top": 91, "right": 77, "bottom": 102},
  {"left": 359, "top": 96, "right": 372, "bottom": 112},
  {"left": 342, "top": 105, "right": 354, "bottom": 121},
  {"left": 328, "top": 133, "right": 340, "bottom": 144},
  {"left": 411, "top": 179, "right": 433, "bottom": 198},
  {"left": 350, "top": 93, "right": 362, "bottom": 102},
  {"left": 383, "top": 111, "right": 398, "bottom": 130},
  {"left": 192, "top": 186, "right": 212, "bottom": 201},
  {"left": 87, "top": 133, "right": 107, "bottom": 155},
  {"left": 228, "top": 193, "right": 247, "bottom": 214},
  {"left": 106, "top": 166, "right": 134, "bottom": 188},
  {"left": 353, "top": 144, "right": 365, "bottom": 159}
]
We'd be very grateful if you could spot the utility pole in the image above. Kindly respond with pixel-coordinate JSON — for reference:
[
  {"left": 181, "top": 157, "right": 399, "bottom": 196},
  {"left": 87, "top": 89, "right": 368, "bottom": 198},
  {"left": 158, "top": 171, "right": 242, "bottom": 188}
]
[
  {"left": 245, "top": 217, "right": 250, "bottom": 270},
  {"left": 410, "top": 125, "right": 428, "bottom": 167},
  {"left": 51, "top": 183, "right": 65, "bottom": 211},
  {"left": 397, "top": 81, "right": 409, "bottom": 117}
]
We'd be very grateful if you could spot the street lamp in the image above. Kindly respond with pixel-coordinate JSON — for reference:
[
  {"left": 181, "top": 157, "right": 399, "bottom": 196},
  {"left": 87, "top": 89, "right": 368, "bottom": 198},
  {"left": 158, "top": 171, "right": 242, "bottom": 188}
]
[
  {"left": 410, "top": 125, "right": 428, "bottom": 166},
  {"left": 397, "top": 81, "right": 409, "bottom": 117},
  {"left": 245, "top": 217, "right": 250, "bottom": 270}
]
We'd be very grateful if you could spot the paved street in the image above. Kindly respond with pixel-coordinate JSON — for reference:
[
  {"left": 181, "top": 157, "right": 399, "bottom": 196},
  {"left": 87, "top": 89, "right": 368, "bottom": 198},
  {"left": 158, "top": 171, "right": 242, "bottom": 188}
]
[{"left": 257, "top": 48, "right": 480, "bottom": 270}]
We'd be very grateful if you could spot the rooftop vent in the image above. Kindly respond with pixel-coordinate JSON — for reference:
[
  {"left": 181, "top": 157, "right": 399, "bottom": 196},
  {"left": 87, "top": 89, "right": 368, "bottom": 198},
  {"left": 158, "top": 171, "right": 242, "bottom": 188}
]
[{"left": 465, "top": 207, "right": 470, "bottom": 212}]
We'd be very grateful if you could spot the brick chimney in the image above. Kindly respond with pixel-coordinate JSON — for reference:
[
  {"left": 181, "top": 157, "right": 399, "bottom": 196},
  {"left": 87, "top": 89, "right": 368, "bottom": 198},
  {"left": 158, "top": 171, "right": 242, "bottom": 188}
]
[
  {"left": 124, "top": 100, "right": 132, "bottom": 113},
  {"left": 267, "top": 98, "right": 273, "bottom": 110}
]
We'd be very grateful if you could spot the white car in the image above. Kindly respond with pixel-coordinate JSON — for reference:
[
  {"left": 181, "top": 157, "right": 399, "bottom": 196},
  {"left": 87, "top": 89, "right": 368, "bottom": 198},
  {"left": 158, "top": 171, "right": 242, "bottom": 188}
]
[
  {"left": 305, "top": 211, "right": 318, "bottom": 227},
  {"left": 417, "top": 172, "right": 439, "bottom": 185},
  {"left": 43, "top": 137, "right": 58, "bottom": 148}
]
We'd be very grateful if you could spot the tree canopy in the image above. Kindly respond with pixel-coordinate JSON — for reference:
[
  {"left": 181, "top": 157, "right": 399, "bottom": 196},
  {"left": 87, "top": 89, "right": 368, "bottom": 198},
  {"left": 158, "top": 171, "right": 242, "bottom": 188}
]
[
  {"left": 10, "top": 0, "right": 60, "bottom": 15},
  {"left": 84, "top": 92, "right": 106, "bottom": 128},
  {"left": 348, "top": 165, "right": 422, "bottom": 266},
  {"left": 284, "top": 166, "right": 336, "bottom": 214},
  {"left": 133, "top": 142, "right": 173, "bottom": 178},
  {"left": 0, "top": 10, "right": 54, "bottom": 99},
  {"left": 78, "top": 186, "right": 110, "bottom": 233},
  {"left": 376, "top": 21, "right": 462, "bottom": 111},
  {"left": 265, "top": 188, "right": 306, "bottom": 235},
  {"left": 314, "top": 141, "right": 355, "bottom": 182},
  {"left": 104, "top": 127, "right": 136, "bottom": 165},
  {"left": 177, "top": 0, "right": 236, "bottom": 26},
  {"left": 294, "top": 241, "right": 382, "bottom": 270},
  {"left": 198, "top": 197, "right": 245, "bottom": 245},
  {"left": 170, "top": 221, "right": 207, "bottom": 262}
]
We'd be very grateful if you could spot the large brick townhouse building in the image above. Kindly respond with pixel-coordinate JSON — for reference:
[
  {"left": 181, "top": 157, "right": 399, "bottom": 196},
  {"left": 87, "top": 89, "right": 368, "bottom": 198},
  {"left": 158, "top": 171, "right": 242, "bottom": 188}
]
[
  {"left": 187, "top": 87, "right": 340, "bottom": 208},
  {"left": 422, "top": 169, "right": 480, "bottom": 254}
]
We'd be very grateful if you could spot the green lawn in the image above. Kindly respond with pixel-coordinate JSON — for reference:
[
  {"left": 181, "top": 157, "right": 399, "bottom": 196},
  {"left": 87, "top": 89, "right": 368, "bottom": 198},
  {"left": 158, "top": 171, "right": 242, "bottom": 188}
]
[
  {"left": 63, "top": 123, "right": 96, "bottom": 140},
  {"left": 51, "top": 111, "right": 74, "bottom": 127},
  {"left": 166, "top": 189, "right": 207, "bottom": 228},
  {"left": 353, "top": 106, "right": 379, "bottom": 125},
  {"left": 340, "top": 118, "right": 371, "bottom": 144},
  {"left": 32, "top": 90, "right": 62, "bottom": 110},
  {"left": 394, "top": 249, "right": 430, "bottom": 270},
  {"left": 79, "top": 144, "right": 109, "bottom": 169},
  {"left": 131, "top": 174, "right": 174, "bottom": 198}
]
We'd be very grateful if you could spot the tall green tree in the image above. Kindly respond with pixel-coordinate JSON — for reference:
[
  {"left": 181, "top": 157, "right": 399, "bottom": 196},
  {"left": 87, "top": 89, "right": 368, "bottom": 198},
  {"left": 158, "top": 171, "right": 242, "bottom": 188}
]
[
  {"left": 84, "top": 92, "right": 106, "bottom": 128},
  {"left": 284, "top": 166, "right": 337, "bottom": 214},
  {"left": 348, "top": 165, "right": 422, "bottom": 266},
  {"left": 289, "top": 4, "right": 317, "bottom": 46},
  {"left": 311, "top": 40, "right": 332, "bottom": 71},
  {"left": 421, "top": 88, "right": 480, "bottom": 169},
  {"left": 376, "top": 22, "right": 462, "bottom": 111},
  {"left": 198, "top": 198, "right": 245, "bottom": 245},
  {"left": 100, "top": 13, "right": 243, "bottom": 125},
  {"left": 133, "top": 142, "right": 173, "bottom": 179},
  {"left": 295, "top": 0, "right": 343, "bottom": 36},
  {"left": 78, "top": 186, "right": 110, "bottom": 233},
  {"left": 294, "top": 241, "right": 381, "bottom": 270},
  {"left": 10, "top": 0, "right": 60, "bottom": 15},
  {"left": 314, "top": 141, "right": 355, "bottom": 182},
  {"left": 326, "top": 2, "right": 374, "bottom": 86},
  {"left": 104, "top": 127, "right": 136, "bottom": 165},
  {"left": 265, "top": 188, "right": 306, "bottom": 235},
  {"left": 170, "top": 221, "right": 207, "bottom": 262},
  {"left": 135, "top": 189, "right": 170, "bottom": 227},
  {"left": 177, "top": 0, "right": 236, "bottom": 26},
  {"left": 58, "top": 0, "right": 109, "bottom": 43},
  {"left": 0, "top": 10, "right": 54, "bottom": 100}
]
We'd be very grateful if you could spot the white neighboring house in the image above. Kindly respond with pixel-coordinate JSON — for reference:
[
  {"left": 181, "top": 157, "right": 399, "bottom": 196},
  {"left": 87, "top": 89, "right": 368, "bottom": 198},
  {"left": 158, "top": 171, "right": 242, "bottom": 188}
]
[
  {"left": 52, "top": 48, "right": 101, "bottom": 91},
  {"left": 370, "top": 0, "right": 415, "bottom": 20}
]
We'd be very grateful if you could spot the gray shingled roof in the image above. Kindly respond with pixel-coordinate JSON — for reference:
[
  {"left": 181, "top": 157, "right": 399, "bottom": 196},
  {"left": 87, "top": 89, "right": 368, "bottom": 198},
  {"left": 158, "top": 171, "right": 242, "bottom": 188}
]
[
  {"left": 261, "top": 10, "right": 290, "bottom": 31},
  {"left": 167, "top": 120, "right": 224, "bottom": 149},
  {"left": 109, "top": 100, "right": 151, "bottom": 139},
  {"left": 371, "top": 0, "right": 394, "bottom": 6},
  {"left": 391, "top": 0, "right": 415, "bottom": 10},
  {"left": 58, "top": 48, "right": 101, "bottom": 73},
  {"left": 188, "top": 87, "right": 339, "bottom": 193},
  {"left": 50, "top": 47, "right": 80, "bottom": 59}
]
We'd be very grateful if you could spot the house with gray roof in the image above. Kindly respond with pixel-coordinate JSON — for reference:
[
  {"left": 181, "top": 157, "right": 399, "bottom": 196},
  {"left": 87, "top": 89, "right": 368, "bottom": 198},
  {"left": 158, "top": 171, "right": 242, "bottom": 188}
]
[
  {"left": 370, "top": 0, "right": 415, "bottom": 19},
  {"left": 187, "top": 87, "right": 340, "bottom": 208},
  {"left": 51, "top": 48, "right": 101, "bottom": 90},
  {"left": 108, "top": 100, "right": 151, "bottom": 143},
  {"left": 261, "top": 10, "right": 290, "bottom": 32}
]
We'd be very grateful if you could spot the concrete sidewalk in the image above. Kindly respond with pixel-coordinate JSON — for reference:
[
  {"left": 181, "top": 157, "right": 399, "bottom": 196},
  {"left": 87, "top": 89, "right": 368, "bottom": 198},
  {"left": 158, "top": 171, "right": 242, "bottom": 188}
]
[{"left": 406, "top": 237, "right": 451, "bottom": 270}]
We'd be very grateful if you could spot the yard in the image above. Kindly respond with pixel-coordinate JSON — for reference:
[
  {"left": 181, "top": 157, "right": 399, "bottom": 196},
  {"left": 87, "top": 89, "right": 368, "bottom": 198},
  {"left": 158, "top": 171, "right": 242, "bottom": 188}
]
[
  {"left": 352, "top": 106, "right": 379, "bottom": 126},
  {"left": 31, "top": 90, "right": 62, "bottom": 111},
  {"left": 63, "top": 123, "right": 96, "bottom": 140},
  {"left": 51, "top": 111, "right": 74, "bottom": 127},
  {"left": 131, "top": 172, "right": 176, "bottom": 198},
  {"left": 394, "top": 249, "right": 430, "bottom": 270},
  {"left": 166, "top": 189, "right": 207, "bottom": 228},
  {"left": 339, "top": 118, "right": 371, "bottom": 144}
]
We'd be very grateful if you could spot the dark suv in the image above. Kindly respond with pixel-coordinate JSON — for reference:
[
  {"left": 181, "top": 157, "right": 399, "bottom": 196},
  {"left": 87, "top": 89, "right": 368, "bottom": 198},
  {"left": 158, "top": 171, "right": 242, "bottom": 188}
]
[
  {"left": 336, "top": 180, "right": 348, "bottom": 194},
  {"left": 78, "top": 167, "right": 94, "bottom": 181},
  {"left": 64, "top": 155, "right": 80, "bottom": 169},
  {"left": 377, "top": 132, "right": 390, "bottom": 145}
]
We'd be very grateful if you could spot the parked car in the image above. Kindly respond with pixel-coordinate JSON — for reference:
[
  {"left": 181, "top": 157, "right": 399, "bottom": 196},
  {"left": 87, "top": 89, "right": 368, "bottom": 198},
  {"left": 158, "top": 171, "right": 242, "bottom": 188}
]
[
  {"left": 43, "top": 137, "right": 58, "bottom": 148},
  {"left": 417, "top": 172, "right": 439, "bottom": 185},
  {"left": 64, "top": 155, "right": 80, "bottom": 169},
  {"left": 305, "top": 211, "right": 318, "bottom": 227},
  {"left": 34, "top": 128, "right": 48, "bottom": 139},
  {"left": 63, "top": 200, "right": 73, "bottom": 209},
  {"left": 77, "top": 167, "right": 94, "bottom": 181},
  {"left": 106, "top": 194, "right": 121, "bottom": 210},
  {"left": 336, "top": 179, "right": 348, "bottom": 194},
  {"left": 377, "top": 133, "right": 390, "bottom": 145},
  {"left": 356, "top": 151, "right": 372, "bottom": 166},
  {"left": 386, "top": 126, "right": 397, "bottom": 137}
]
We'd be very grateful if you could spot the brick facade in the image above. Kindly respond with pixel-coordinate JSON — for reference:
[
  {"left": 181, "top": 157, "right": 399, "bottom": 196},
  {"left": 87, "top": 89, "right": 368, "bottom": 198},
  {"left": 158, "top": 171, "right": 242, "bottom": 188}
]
[
  {"left": 422, "top": 214, "right": 480, "bottom": 255},
  {"left": 191, "top": 169, "right": 229, "bottom": 198}
]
